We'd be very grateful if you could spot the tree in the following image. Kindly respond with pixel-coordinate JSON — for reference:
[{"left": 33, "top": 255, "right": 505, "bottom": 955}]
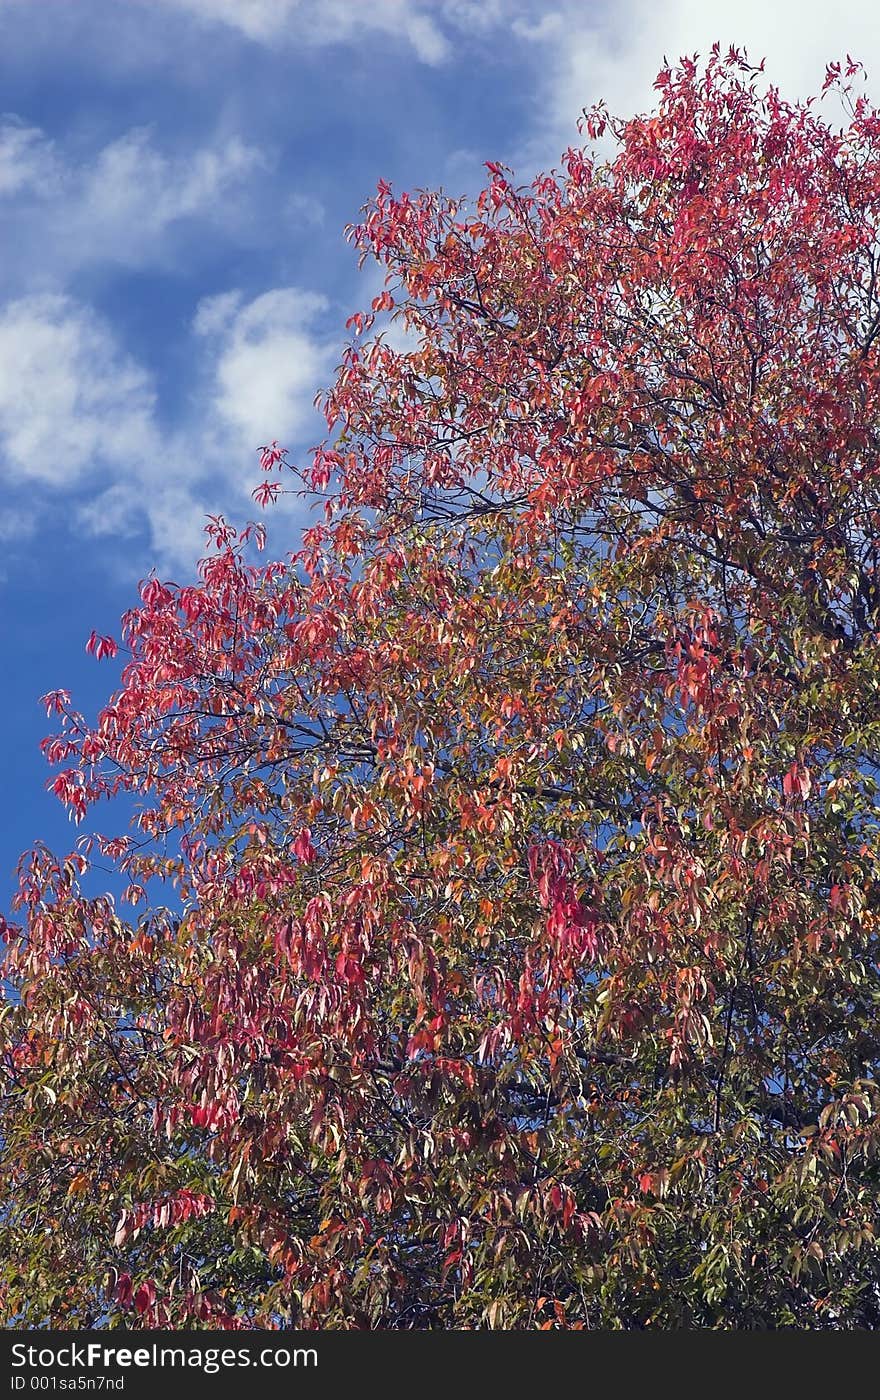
[{"left": 4, "top": 49, "right": 880, "bottom": 1330}]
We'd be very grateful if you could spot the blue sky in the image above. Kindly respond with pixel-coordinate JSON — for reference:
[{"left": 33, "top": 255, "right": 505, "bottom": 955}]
[{"left": 0, "top": 0, "right": 874, "bottom": 905}]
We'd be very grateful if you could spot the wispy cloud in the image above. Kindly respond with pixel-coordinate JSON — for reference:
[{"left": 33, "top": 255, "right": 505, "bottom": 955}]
[
  {"left": 0, "top": 94, "right": 333, "bottom": 573},
  {"left": 0, "top": 294, "right": 199, "bottom": 569},
  {"left": 0, "top": 117, "right": 267, "bottom": 289},
  {"left": 153, "top": 0, "right": 451, "bottom": 62},
  {"left": 0, "top": 286, "right": 332, "bottom": 569},
  {"left": 72, "top": 128, "right": 266, "bottom": 263},
  {"left": 0, "top": 118, "right": 60, "bottom": 197}
]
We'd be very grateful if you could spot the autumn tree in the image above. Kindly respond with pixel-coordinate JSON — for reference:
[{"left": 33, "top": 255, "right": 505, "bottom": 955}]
[{"left": 5, "top": 49, "right": 880, "bottom": 1329}]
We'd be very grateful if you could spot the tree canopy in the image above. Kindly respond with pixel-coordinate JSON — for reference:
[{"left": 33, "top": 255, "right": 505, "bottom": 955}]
[{"left": 4, "top": 49, "right": 880, "bottom": 1329}]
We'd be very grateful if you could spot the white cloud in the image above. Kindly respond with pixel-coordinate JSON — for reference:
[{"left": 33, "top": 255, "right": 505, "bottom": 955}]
[
  {"left": 76, "top": 481, "right": 210, "bottom": 569},
  {"left": 150, "top": 0, "right": 466, "bottom": 63},
  {"left": 0, "top": 294, "right": 211, "bottom": 569},
  {"left": 0, "top": 295, "right": 160, "bottom": 487},
  {"left": 76, "top": 128, "right": 265, "bottom": 256},
  {"left": 0, "top": 118, "right": 59, "bottom": 196},
  {"left": 511, "top": 11, "right": 564, "bottom": 43},
  {"left": 195, "top": 286, "right": 330, "bottom": 451},
  {"left": 399, "top": 11, "right": 450, "bottom": 66},
  {"left": 192, "top": 289, "right": 244, "bottom": 340},
  {"left": 439, "top": 0, "right": 507, "bottom": 31},
  {"left": 0, "top": 120, "right": 267, "bottom": 288},
  {"left": 152, "top": 0, "right": 293, "bottom": 42},
  {"left": 0, "top": 108, "right": 311, "bottom": 572},
  {"left": 0, "top": 282, "right": 333, "bottom": 571}
]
